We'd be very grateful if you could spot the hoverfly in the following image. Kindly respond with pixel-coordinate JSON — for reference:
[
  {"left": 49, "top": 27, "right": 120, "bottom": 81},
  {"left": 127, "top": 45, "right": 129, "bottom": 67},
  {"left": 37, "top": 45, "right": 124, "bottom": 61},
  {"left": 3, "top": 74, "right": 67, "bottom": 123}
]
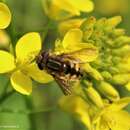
[{"left": 36, "top": 46, "right": 97, "bottom": 95}]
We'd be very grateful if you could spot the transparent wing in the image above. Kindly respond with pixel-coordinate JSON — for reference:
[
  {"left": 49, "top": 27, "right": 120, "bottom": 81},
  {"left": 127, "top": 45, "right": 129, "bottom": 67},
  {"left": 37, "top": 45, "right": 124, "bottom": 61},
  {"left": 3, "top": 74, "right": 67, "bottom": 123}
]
[
  {"left": 54, "top": 76, "right": 72, "bottom": 95},
  {"left": 59, "top": 47, "right": 98, "bottom": 63}
]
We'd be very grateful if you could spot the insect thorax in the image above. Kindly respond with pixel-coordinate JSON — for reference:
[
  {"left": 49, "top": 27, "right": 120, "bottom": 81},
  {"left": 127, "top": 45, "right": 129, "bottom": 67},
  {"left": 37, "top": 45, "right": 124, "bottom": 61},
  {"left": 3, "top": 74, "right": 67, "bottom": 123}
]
[{"left": 47, "top": 57, "right": 82, "bottom": 79}]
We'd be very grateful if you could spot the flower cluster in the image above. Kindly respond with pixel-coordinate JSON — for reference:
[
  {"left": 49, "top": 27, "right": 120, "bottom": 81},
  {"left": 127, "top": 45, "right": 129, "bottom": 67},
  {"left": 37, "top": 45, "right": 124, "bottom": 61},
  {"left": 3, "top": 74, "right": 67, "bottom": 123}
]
[
  {"left": 81, "top": 16, "right": 130, "bottom": 99},
  {"left": 59, "top": 16, "right": 130, "bottom": 130}
]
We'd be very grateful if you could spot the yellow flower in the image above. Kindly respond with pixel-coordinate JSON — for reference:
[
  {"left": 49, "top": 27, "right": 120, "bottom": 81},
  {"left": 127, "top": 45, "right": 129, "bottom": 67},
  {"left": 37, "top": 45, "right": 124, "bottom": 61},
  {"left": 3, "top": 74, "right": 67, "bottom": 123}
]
[
  {"left": 0, "top": 32, "right": 53, "bottom": 95},
  {"left": 0, "top": 2, "right": 11, "bottom": 29},
  {"left": 43, "top": 0, "right": 94, "bottom": 20},
  {"left": 59, "top": 95, "right": 91, "bottom": 129},
  {"left": 93, "top": 97, "right": 130, "bottom": 130}
]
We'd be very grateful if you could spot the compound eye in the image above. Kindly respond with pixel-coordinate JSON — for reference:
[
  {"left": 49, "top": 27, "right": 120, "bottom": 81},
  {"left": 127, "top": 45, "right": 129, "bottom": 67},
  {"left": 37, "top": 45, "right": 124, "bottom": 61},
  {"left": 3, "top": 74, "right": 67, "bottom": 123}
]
[
  {"left": 37, "top": 63, "right": 42, "bottom": 70},
  {"left": 37, "top": 63, "right": 44, "bottom": 70}
]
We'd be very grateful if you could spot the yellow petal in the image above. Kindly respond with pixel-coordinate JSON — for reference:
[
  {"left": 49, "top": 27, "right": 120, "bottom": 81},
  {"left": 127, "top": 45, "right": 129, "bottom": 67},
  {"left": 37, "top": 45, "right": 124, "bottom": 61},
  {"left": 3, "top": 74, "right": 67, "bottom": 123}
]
[
  {"left": 0, "top": 50, "right": 15, "bottom": 73},
  {"left": 69, "top": 0, "right": 94, "bottom": 12},
  {"left": 95, "top": 117, "right": 109, "bottom": 130},
  {"left": 108, "top": 111, "right": 130, "bottom": 130},
  {"left": 76, "top": 107, "right": 91, "bottom": 129},
  {"left": 58, "top": 18, "right": 85, "bottom": 36},
  {"left": 24, "top": 62, "right": 53, "bottom": 83},
  {"left": 98, "top": 120, "right": 110, "bottom": 130},
  {"left": 0, "top": 2, "right": 11, "bottom": 29},
  {"left": 62, "top": 29, "right": 83, "bottom": 50},
  {"left": 11, "top": 71, "right": 32, "bottom": 95},
  {"left": 16, "top": 32, "right": 41, "bottom": 63},
  {"left": 53, "top": 0, "right": 80, "bottom": 15},
  {"left": 107, "top": 97, "right": 130, "bottom": 111},
  {"left": 55, "top": 29, "right": 86, "bottom": 54},
  {"left": 43, "top": 0, "right": 73, "bottom": 21}
]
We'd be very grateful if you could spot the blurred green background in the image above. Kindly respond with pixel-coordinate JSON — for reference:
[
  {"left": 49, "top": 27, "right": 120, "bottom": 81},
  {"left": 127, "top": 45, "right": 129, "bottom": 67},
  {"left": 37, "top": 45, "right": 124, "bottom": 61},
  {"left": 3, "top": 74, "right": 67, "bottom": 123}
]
[{"left": 0, "top": 0, "right": 130, "bottom": 130}]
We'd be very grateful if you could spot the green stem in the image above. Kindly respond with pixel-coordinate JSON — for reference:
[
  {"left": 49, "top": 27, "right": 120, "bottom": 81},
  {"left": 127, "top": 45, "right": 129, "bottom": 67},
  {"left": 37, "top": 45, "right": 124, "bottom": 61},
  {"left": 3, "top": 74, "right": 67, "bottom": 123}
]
[
  {"left": 24, "top": 96, "right": 37, "bottom": 130},
  {"left": 0, "top": 79, "right": 10, "bottom": 100},
  {"left": 0, "top": 90, "right": 15, "bottom": 105},
  {"left": 42, "top": 19, "right": 56, "bottom": 40}
]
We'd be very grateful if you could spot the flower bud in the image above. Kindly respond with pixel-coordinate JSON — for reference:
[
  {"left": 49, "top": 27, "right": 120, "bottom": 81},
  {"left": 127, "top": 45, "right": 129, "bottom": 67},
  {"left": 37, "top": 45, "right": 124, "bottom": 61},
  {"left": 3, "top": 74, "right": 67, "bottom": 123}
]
[
  {"left": 82, "top": 64, "right": 103, "bottom": 81},
  {"left": 107, "top": 16, "right": 122, "bottom": 28},
  {"left": 0, "top": 30, "right": 10, "bottom": 50},
  {"left": 112, "top": 74, "right": 130, "bottom": 85},
  {"left": 97, "top": 81, "right": 120, "bottom": 101},
  {"left": 83, "top": 81, "right": 104, "bottom": 108}
]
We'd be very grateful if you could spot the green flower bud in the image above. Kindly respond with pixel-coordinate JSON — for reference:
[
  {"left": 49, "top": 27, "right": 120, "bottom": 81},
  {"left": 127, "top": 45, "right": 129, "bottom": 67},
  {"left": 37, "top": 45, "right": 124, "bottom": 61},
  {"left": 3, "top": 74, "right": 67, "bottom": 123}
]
[
  {"left": 83, "top": 28, "right": 93, "bottom": 41},
  {"left": 83, "top": 81, "right": 104, "bottom": 108},
  {"left": 107, "top": 16, "right": 122, "bottom": 28},
  {"left": 112, "top": 74, "right": 130, "bottom": 85},
  {"left": 113, "top": 36, "right": 130, "bottom": 47},
  {"left": 112, "top": 29, "right": 125, "bottom": 37},
  {"left": 101, "top": 71, "right": 112, "bottom": 80},
  {"left": 80, "top": 16, "right": 96, "bottom": 31},
  {"left": 112, "top": 45, "right": 130, "bottom": 56},
  {"left": 97, "top": 81, "right": 120, "bottom": 101},
  {"left": 82, "top": 63, "right": 103, "bottom": 81}
]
